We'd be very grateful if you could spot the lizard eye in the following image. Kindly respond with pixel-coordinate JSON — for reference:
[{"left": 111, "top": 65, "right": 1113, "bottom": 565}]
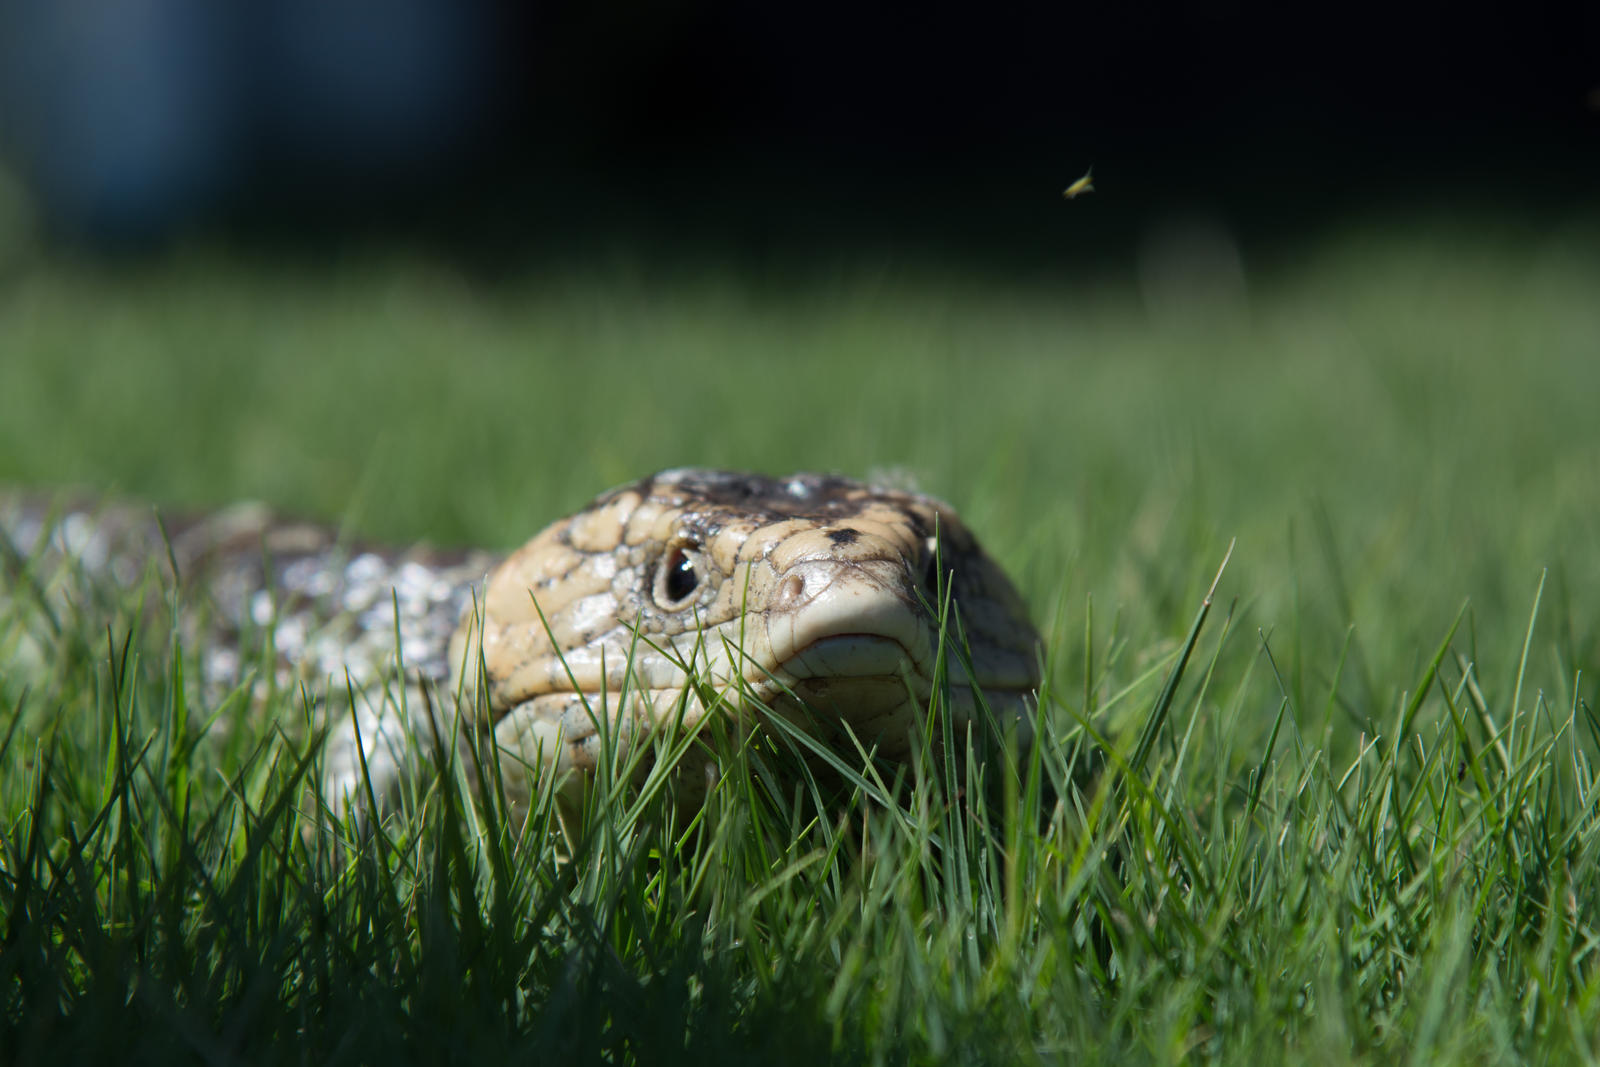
[{"left": 655, "top": 544, "right": 702, "bottom": 608}]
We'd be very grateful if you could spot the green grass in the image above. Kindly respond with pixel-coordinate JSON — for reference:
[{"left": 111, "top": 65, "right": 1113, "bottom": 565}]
[{"left": 3, "top": 214, "right": 1600, "bottom": 1063}]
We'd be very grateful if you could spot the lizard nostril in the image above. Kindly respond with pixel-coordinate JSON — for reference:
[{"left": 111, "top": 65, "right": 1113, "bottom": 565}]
[{"left": 777, "top": 574, "right": 806, "bottom": 606}]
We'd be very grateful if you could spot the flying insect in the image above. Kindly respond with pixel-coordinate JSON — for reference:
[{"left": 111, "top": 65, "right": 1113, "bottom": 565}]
[{"left": 1062, "top": 168, "right": 1095, "bottom": 199}]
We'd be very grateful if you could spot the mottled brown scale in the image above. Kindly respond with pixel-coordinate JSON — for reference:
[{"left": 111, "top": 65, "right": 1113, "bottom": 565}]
[
  {"left": 1, "top": 470, "right": 1042, "bottom": 819},
  {"left": 451, "top": 469, "right": 1041, "bottom": 811}
]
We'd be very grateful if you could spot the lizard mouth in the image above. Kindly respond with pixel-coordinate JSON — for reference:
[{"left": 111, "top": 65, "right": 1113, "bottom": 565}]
[
  {"left": 757, "top": 557, "right": 934, "bottom": 678},
  {"left": 750, "top": 567, "right": 937, "bottom": 741},
  {"left": 779, "top": 633, "right": 918, "bottom": 682},
  {"left": 760, "top": 633, "right": 929, "bottom": 748}
]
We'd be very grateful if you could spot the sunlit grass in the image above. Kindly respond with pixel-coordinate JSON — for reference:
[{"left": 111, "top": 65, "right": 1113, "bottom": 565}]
[
  {"left": 3, "top": 220, "right": 1600, "bottom": 1062},
  {"left": 4, "top": 520, "right": 1598, "bottom": 1064}
]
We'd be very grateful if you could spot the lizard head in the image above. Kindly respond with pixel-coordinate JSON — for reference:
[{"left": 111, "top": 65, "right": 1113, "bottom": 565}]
[{"left": 450, "top": 469, "right": 1041, "bottom": 797}]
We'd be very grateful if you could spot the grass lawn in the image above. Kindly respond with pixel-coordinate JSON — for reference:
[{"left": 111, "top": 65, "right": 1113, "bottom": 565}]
[{"left": 2, "top": 213, "right": 1600, "bottom": 1063}]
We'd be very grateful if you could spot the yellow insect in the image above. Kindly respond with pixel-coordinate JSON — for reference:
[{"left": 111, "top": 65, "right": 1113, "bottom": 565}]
[{"left": 1062, "top": 168, "right": 1094, "bottom": 200}]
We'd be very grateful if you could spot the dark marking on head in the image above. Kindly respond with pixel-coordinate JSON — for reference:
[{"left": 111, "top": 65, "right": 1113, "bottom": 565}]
[
  {"left": 639, "top": 469, "right": 873, "bottom": 522},
  {"left": 827, "top": 527, "right": 860, "bottom": 546}
]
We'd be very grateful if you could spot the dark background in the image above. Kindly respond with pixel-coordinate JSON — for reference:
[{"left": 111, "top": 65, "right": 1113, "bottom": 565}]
[{"left": 1, "top": 0, "right": 1596, "bottom": 267}]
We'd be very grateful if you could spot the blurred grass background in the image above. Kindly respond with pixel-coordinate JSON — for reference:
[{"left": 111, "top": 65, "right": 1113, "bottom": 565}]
[
  {"left": 2, "top": 1, "right": 1595, "bottom": 671},
  {"left": 3, "top": 210, "right": 1598, "bottom": 720}
]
